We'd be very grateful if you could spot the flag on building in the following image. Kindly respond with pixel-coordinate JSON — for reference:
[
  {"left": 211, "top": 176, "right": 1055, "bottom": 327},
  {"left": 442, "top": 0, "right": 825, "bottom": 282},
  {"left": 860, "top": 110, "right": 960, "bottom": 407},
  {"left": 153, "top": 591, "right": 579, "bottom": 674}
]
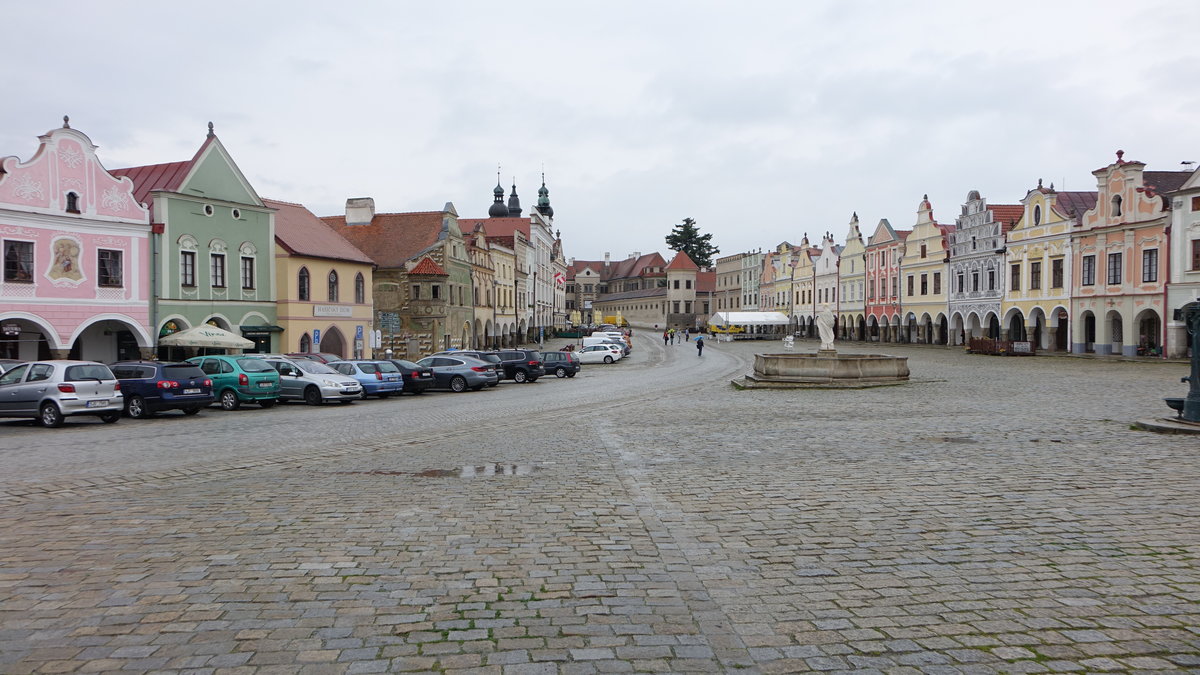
[{"left": 554, "top": 271, "right": 565, "bottom": 286}]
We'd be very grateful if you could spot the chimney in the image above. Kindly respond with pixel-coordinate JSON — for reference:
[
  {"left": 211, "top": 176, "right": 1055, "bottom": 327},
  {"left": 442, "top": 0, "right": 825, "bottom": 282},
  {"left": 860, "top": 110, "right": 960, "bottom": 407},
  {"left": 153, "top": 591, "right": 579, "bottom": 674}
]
[
  {"left": 631, "top": 251, "right": 641, "bottom": 258},
  {"left": 345, "top": 197, "right": 375, "bottom": 225},
  {"left": 604, "top": 252, "right": 611, "bottom": 266}
]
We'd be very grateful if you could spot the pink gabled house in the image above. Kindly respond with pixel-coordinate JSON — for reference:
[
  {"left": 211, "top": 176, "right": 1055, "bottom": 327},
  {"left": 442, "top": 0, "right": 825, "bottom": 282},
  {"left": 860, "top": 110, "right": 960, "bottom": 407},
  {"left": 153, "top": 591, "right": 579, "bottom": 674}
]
[
  {"left": 1070, "top": 151, "right": 1189, "bottom": 356},
  {"left": 0, "top": 119, "right": 152, "bottom": 362}
]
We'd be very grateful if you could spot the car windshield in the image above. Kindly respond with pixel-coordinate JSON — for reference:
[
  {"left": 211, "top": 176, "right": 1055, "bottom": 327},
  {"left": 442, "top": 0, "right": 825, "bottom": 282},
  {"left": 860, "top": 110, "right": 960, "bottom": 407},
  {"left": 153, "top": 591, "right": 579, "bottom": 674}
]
[
  {"left": 375, "top": 362, "right": 399, "bottom": 373},
  {"left": 416, "top": 358, "right": 434, "bottom": 367},
  {"left": 237, "top": 358, "right": 275, "bottom": 373},
  {"left": 163, "top": 364, "right": 206, "bottom": 379},
  {"left": 396, "top": 360, "right": 421, "bottom": 369},
  {"left": 296, "top": 359, "right": 338, "bottom": 374},
  {"left": 64, "top": 364, "right": 114, "bottom": 381}
]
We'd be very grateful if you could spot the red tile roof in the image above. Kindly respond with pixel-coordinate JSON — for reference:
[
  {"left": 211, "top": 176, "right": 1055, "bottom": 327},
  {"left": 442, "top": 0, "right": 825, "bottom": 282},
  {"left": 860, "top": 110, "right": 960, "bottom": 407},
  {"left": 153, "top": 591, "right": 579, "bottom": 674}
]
[
  {"left": 666, "top": 251, "right": 698, "bottom": 270},
  {"left": 410, "top": 256, "right": 448, "bottom": 276},
  {"left": 609, "top": 252, "right": 667, "bottom": 280},
  {"left": 321, "top": 211, "right": 446, "bottom": 269},
  {"left": 266, "top": 199, "right": 374, "bottom": 265},
  {"left": 987, "top": 204, "right": 1024, "bottom": 234},
  {"left": 696, "top": 270, "right": 716, "bottom": 293},
  {"left": 109, "top": 136, "right": 215, "bottom": 211},
  {"left": 1052, "top": 191, "right": 1098, "bottom": 219}
]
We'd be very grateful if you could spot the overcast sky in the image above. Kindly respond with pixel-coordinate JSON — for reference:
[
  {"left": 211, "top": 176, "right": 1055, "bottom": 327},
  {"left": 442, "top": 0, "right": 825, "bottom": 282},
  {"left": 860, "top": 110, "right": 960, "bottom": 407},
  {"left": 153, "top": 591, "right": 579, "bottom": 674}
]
[{"left": 3, "top": 1, "right": 1197, "bottom": 264}]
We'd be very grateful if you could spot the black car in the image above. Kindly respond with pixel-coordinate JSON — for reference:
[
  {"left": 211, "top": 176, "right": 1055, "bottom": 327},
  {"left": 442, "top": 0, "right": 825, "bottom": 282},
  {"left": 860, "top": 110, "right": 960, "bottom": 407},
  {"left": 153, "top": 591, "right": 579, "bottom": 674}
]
[
  {"left": 541, "top": 351, "right": 581, "bottom": 378},
  {"left": 110, "top": 360, "right": 215, "bottom": 418},
  {"left": 386, "top": 359, "right": 435, "bottom": 394},
  {"left": 494, "top": 349, "right": 545, "bottom": 383}
]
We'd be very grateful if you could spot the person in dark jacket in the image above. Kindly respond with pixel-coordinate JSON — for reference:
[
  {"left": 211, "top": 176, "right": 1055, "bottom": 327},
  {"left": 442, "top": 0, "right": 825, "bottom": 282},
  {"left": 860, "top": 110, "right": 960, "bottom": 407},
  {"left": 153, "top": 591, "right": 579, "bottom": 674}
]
[{"left": 695, "top": 335, "right": 704, "bottom": 356}]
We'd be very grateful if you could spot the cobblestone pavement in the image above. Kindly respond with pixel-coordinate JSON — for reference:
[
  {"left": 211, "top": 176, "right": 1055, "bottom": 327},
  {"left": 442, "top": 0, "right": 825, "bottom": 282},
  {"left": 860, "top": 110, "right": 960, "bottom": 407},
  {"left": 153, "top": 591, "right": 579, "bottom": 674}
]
[{"left": 1, "top": 336, "right": 1197, "bottom": 674}]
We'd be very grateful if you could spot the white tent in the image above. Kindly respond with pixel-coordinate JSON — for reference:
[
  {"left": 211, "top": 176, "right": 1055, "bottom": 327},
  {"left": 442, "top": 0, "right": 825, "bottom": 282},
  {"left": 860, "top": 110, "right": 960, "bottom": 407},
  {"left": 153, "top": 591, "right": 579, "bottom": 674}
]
[
  {"left": 158, "top": 325, "right": 255, "bottom": 349},
  {"left": 707, "top": 311, "right": 791, "bottom": 327}
]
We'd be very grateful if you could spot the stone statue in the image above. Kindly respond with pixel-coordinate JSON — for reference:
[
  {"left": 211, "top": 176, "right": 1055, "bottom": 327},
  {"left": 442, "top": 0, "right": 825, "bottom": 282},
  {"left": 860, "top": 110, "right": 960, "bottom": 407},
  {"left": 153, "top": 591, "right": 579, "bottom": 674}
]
[{"left": 817, "top": 304, "right": 835, "bottom": 352}]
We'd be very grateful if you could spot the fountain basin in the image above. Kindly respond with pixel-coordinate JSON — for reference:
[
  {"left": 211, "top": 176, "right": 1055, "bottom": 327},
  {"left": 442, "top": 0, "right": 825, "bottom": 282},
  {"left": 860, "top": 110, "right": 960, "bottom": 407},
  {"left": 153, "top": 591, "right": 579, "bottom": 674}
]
[{"left": 733, "top": 352, "right": 909, "bottom": 389}]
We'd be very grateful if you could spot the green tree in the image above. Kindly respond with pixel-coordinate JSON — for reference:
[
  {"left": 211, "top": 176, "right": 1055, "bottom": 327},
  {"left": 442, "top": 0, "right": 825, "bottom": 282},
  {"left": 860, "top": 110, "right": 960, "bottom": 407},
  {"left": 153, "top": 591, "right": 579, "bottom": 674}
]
[{"left": 664, "top": 217, "right": 720, "bottom": 268}]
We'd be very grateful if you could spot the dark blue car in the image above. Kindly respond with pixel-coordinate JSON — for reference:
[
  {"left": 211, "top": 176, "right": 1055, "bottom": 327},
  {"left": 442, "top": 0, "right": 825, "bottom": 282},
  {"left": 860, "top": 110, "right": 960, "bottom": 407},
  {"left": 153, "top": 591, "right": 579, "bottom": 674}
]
[{"left": 110, "top": 361, "right": 215, "bottom": 418}]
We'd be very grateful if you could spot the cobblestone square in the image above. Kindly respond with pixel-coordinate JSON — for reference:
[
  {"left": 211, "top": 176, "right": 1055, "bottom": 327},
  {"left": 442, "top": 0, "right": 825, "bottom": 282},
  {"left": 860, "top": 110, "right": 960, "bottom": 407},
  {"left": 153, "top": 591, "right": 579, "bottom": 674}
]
[{"left": 1, "top": 336, "right": 1196, "bottom": 673}]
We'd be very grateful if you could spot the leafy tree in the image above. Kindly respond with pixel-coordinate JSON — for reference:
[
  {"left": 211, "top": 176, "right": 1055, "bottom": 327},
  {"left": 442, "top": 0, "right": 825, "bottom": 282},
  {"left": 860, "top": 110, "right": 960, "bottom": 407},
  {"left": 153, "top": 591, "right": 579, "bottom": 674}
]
[{"left": 664, "top": 217, "right": 720, "bottom": 268}]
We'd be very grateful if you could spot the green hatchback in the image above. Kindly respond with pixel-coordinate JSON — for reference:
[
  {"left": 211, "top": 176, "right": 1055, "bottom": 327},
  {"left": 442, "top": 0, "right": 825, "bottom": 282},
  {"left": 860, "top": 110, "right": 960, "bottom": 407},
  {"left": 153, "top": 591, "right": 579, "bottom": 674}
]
[{"left": 187, "top": 355, "right": 281, "bottom": 410}]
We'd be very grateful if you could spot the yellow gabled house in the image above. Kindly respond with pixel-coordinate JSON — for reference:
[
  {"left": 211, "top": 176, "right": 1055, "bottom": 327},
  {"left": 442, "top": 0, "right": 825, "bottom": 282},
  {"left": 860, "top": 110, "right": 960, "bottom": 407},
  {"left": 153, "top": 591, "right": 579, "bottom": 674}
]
[{"left": 267, "top": 199, "right": 375, "bottom": 358}]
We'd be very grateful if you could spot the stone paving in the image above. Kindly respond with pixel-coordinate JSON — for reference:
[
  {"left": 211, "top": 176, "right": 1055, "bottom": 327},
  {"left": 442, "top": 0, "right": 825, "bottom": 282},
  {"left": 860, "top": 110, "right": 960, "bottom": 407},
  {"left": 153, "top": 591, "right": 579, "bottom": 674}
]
[{"left": 0, "top": 336, "right": 1197, "bottom": 674}]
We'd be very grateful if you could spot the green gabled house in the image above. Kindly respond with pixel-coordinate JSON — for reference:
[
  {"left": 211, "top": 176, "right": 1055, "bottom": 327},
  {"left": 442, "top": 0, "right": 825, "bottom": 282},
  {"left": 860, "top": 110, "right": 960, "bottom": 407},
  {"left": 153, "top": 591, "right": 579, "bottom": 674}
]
[{"left": 112, "top": 123, "right": 278, "bottom": 355}]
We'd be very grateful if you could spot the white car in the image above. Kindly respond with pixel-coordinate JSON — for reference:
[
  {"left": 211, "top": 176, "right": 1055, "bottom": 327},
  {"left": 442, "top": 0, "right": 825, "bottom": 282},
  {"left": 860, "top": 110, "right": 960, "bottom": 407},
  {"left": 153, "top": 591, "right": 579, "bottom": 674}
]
[{"left": 576, "top": 344, "right": 623, "bottom": 364}]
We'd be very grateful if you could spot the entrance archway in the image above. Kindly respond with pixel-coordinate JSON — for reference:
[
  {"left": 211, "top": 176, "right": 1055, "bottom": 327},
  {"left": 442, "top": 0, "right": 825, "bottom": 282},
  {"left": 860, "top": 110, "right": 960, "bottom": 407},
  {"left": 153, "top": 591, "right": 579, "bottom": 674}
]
[
  {"left": 299, "top": 333, "right": 312, "bottom": 353},
  {"left": 320, "top": 326, "right": 347, "bottom": 357},
  {"left": 987, "top": 314, "right": 1000, "bottom": 339},
  {"left": 1135, "top": 309, "right": 1161, "bottom": 356},
  {"left": 0, "top": 314, "right": 56, "bottom": 360},
  {"left": 1006, "top": 309, "right": 1026, "bottom": 342},
  {"left": 68, "top": 317, "right": 146, "bottom": 363},
  {"left": 1053, "top": 308, "right": 1069, "bottom": 352},
  {"left": 1106, "top": 310, "right": 1123, "bottom": 356}
]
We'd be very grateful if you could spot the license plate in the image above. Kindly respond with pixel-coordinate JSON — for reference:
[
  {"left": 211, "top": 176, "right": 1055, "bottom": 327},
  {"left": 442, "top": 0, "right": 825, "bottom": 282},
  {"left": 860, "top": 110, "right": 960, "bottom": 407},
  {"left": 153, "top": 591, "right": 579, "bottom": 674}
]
[
  {"left": 86, "top": 400, "right": 107, "bottom": 408},
  {"left": 259, "top": 382, "right": 274, "bottom": 388},
  {"left": 183, "top": 388, "right": 201, "bottom": 394}
]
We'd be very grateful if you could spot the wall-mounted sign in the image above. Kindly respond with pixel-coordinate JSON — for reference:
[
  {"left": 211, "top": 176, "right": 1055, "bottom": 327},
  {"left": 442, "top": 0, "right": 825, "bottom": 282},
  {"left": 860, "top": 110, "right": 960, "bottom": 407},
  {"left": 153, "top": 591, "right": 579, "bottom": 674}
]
[
  {"left": 313, "top": 305, "right": 353, "bottom": 317},
  {"left": 313, "top": 329, "right": 321, "bottom": 344},
  {"left": 1, "top": 323, "right": 20, "bottom": 337}
]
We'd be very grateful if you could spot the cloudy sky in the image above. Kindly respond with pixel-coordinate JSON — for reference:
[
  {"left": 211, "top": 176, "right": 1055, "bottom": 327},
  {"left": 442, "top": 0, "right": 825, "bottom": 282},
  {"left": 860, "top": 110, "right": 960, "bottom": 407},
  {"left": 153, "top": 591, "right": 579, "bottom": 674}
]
[{"left": 3, "top": 1, "right": 1197, "bottom": 264}]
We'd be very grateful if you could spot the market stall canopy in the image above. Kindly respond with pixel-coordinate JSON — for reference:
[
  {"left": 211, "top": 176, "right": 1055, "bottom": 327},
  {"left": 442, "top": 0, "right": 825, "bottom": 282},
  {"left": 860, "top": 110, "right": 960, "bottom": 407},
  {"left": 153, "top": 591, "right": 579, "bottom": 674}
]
[
  {"left": 707, "top": 311, "right": 791, "bottom": 326},
  {"left": 158, "top": 325, "right": 255, "bottom": 349}
]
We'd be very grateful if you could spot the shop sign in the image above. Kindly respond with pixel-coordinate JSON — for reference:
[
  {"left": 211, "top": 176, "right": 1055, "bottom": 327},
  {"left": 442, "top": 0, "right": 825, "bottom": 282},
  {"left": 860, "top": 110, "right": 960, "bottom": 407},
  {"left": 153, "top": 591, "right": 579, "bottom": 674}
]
[
  {"left": 2, "top": 322, "right": 21, "bottom": 336},
  {"left": 313, "top": 305, "right": 353, "bottom": 317}
]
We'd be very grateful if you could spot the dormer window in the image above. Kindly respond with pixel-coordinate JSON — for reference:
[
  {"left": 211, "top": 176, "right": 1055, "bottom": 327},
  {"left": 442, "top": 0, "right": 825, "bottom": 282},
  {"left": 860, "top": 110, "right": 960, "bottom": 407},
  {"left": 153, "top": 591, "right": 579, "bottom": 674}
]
[
  {"left": 1111, "top": 194, "right": 1122, "bottom": 217},
  {"left": 65, "top": 192, "right": 80, "bottom": 214}
]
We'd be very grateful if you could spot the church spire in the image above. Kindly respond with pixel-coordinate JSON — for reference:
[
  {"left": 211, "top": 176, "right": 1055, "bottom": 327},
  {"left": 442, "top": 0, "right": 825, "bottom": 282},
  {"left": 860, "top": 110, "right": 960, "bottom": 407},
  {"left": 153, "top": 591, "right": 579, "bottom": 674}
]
[
  {"left": 535, "top": 172, "right": 554, "bottom": 218},
  {"left": 507, "top": 178, "right": 522, "bottom": 217},
  {"left": 488, "top": 167, "right": 509, "bottom": 218}
]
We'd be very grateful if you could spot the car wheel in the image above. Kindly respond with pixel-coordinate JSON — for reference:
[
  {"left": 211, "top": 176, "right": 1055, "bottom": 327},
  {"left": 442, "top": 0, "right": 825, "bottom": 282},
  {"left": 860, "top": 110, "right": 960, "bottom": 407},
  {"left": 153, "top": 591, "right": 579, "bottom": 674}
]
[
  {"left": 304, "top": 386, "right": 323, "bottom": 405},
  {"left": 126, "top": 395, "right": 150, "bottom": 419},
  {"left": 259, "top": 399, "right": 276, "bottom": 409},
  {"left": 513, "top": 370, "right": 527, "bottom": 383},
  {"left": 40, "top": 402, "right": 64, "bottom": 428},
  {"left": 357, "top": 388, "right": 368, "bottom": 400},
  {"left": 182, "top": 407, "right": 202, "bottom": 415},
  {"left": 603, "top": 355, "right": 614, "bottom": 363},
  {"left": 555, "top": 367, "right": 567, "bottom": 378},
  {"left": 99, "top": 412, "right": 120, "bottom": 424},
  {"left": 566, "top": 372, "right": 576, "bottom": 377},
  {"left": 220, "top": 389, "right": 241, "bottom": 411},
  {"left": 449, "top": 376, "right": 467, "bottom": 393}
]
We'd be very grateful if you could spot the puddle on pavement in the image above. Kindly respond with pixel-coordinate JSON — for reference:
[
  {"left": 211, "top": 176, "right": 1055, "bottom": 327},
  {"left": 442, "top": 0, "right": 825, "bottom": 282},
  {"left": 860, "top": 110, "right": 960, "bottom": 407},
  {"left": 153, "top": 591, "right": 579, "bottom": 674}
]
[{"left": 337, "top": 464, "right": 541, "bottom": 478}]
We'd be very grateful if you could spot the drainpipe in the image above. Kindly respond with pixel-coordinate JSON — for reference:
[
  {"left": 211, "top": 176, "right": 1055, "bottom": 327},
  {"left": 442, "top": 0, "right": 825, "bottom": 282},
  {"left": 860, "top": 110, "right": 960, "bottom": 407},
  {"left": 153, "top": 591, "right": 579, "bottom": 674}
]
[
  {"left": 150, "top": 214, "right": 162, "bottom": 357},
  {"left": 1163, "top": 222, "right": 1171, "bottom": 358}
]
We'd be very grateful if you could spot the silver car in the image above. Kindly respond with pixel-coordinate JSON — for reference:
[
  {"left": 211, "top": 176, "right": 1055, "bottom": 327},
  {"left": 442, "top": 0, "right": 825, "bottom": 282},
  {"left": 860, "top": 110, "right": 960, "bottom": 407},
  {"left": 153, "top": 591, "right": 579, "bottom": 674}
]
[
  {"left": 259, "top": 356, "right": 363, "bottom": 405},
  {"left": 415, "top": 355, "right": 500, "bottom": 392},
  {"left": 0, "top": 360, "right": 123, "bottom": 427}
]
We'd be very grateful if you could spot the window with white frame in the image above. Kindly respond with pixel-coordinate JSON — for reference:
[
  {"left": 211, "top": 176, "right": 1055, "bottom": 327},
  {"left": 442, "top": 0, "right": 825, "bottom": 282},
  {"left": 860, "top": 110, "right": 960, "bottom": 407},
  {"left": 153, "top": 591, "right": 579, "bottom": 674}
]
[{"left": 97, "top": 249, "right": 123, "bottom": 287}]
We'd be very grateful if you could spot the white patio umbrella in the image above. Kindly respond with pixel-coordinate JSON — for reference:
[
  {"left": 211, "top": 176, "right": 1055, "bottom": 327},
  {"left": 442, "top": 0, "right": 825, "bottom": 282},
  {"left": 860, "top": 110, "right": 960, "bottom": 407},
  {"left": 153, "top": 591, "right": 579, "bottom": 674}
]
[{"left": 158, "top": 325, "right": 254, "bottom": 349}]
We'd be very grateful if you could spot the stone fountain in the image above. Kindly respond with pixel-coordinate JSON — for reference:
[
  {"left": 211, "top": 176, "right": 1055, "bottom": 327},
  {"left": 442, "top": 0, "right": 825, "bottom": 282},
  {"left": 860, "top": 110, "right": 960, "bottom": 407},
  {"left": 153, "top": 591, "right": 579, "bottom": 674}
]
[
  {"left": 1135, "top": 299, "right": 1200, "bottom": 434},
  {"left": 732, "top": 305, "right": 910, "bottom": 389}
]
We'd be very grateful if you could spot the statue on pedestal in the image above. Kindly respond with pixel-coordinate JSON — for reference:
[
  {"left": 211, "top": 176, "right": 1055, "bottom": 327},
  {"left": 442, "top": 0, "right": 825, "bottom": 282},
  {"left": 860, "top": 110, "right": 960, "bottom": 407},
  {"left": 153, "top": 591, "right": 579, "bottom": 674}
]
[{"left": 817, "top": 304, "right": 836, "bottom": 353}]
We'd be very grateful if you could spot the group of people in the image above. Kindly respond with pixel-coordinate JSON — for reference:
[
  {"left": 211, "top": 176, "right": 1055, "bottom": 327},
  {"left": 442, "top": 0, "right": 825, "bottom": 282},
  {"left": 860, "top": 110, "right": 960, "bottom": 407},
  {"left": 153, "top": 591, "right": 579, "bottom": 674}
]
[{"left": 661, "top": 327, "right": 704, "bottom": 356}]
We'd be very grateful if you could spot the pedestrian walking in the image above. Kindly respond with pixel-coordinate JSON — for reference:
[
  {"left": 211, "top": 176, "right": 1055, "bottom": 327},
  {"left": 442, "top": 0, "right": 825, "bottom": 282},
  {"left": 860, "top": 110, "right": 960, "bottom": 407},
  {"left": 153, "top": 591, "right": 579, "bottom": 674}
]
[
  {"left": 695, "top": 335, "right": 704, "bottom": 357},
  {"left": 663, "top": 330, "right": 669, "bottom": 346},
  {"left": 669, "top": 328, "right": 675, "bottom": 344}
]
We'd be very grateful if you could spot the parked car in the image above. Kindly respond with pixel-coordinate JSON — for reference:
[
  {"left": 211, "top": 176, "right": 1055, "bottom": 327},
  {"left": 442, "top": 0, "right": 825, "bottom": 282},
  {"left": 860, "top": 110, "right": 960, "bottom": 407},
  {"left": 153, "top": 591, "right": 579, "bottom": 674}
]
[
  {"left": 432, "top": 350, "right": 504, "bottom": 387},
  {"left": 415, "top": 355, "right": 500, "bottom": 392},
  {"left": 285, "top": 352, "right": 345, "bottom": 364},
  {"left": 328, "top": 360, "right": 404, "bottom": 398},
  {"left": 110, "top": 360, "right": 215, "bottom": 417},
  {"left": 494, "top": 349, "right": 546, "bottom": 383},
  {"left": 259, "top": 356, "right": 362, "bottom": 404},
  {"left": 541, "top": 351, "right": 581, "bottom": 378},
  {"left": 0, "top": 360, "right": 123, "bottom": 427},
  {"left": 187, "top": 355, "right": 281, "bottom": 410},
  {"left": 0, "top": 359, "right": 24, "bottom": 374},
  {"left": 385, "top": 359, "right": 435, "bottom": 394},
  {"left": 576, "top": 344, "right": 622, "bottom": 364}
]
